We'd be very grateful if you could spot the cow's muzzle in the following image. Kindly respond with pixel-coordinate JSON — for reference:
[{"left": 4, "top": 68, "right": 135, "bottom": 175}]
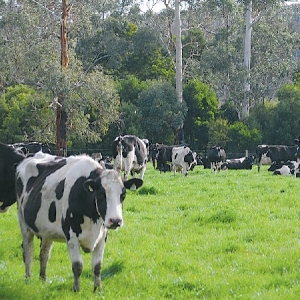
[{"left": 107, "top": 218, "right": 122, "bottom": 229}]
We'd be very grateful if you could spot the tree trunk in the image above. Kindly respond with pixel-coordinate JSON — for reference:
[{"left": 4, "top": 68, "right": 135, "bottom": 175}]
[
  {"left": 242, "top": 0, "right": 252, "bottom": 119},
  {"left": 56, "top": 0, "right": 70, "bottom": 156},
  {"left": 174, "top": 0, "right": 184, "bottom": 144}
]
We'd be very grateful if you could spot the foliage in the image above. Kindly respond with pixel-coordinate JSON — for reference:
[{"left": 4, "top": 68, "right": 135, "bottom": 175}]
[
  {"left": 226, "top": 121, "right": 262, "bottom": 152},
  {"left": 0, "top": 85, "right": 54, "bottom": 143},
  {"left": 183, "top": 79, "right": 219, "bottom": 149},
  {"left": 138, "top": 81, "right": 187, "bottom": 144},
  {"left": 2, "top": 164, "right": 300, "bottom": 299},
  {"left": 208, "top": 118, "right": 229, "bottom": 149}
]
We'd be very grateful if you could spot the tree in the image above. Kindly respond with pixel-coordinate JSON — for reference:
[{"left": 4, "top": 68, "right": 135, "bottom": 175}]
[
  {"left": 138, "top": 81, "right": 187, "bottom": 143},
  {"left": 0, "top": 85, "right": 54, "bottom": 143},
  {"left": 183, "top": 79, "right": 218, "bottom": 149}
]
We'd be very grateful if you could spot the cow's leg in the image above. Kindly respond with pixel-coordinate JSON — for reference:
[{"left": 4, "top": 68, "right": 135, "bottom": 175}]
[
  {"left": 139, "top": 165, "right": 146, "bottom": 180},
  {"left": 67, "top": 238, "right": 83, "bottom": 292},
  {"left": 39, "top": 238, "right": 54, "bottom": 280},
  {"left": 92, "top": 227, "right": 107, "bottom": 292},
  {"left": 18, "top": 212, "right": 34, "bottom": 278},
  {"left": 183, "top": 165, "right": 188, "bottom": 176}
]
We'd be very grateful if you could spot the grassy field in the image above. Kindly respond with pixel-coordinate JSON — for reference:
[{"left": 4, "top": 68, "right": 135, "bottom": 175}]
[{"left": 1, "top": 163, "right": 300, "bottom": 299}]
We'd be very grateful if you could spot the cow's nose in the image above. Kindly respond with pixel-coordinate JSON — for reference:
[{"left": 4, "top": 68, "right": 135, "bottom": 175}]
[{"left": 109, "top": 218, "right": 122, "bottom": 229}]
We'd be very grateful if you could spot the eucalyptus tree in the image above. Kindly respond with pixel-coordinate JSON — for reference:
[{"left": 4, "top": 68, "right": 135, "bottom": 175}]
[{"left": 0, "top": 0, "right": 121, "bottom": 148}]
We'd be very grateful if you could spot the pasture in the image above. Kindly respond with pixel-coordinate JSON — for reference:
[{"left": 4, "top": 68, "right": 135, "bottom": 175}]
[{"left": 1, "top": 163, "right": 300, "bottom": 299}]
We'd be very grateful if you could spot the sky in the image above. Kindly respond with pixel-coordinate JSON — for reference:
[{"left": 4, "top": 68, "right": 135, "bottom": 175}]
[{"left": 139, "top": 1, "right": 165, "bottom": 13}]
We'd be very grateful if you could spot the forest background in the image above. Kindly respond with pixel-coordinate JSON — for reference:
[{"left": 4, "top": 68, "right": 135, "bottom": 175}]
[{"left": 1, "top": 0, "right": 300, "bottom": 156}]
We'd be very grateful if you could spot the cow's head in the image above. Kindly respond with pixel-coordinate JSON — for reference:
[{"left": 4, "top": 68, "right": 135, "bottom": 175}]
[{"left": 83, "top": 169, "right": 143, "bottom": 229}]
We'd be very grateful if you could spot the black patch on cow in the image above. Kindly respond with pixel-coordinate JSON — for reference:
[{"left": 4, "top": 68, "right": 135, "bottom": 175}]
[
  {"left": 184, "top": 152, "right": 193, "bottom": 164},
  {"left": 0, "top": 142, "right": 25, "bottom": 210},
  {"left": 49, "top": 201, "right": 56, "bottom": 223},
  {"left": 174, "top": 153, "right": 178, "bottom": 160},
  {"left": 24, "top": 192, "right": 42, "bottom": 232},
  {"left": 55, "top": 179, "right": 65, "bottom": 200},
  {"left": 23, "top": 159, "right": 67, "bottom": 233},
  {"left": 16, "top": 177, "right": 24, "bottom": 199},
  {"left": 62, "top": 170, "right": 107, "bottom": 239}
]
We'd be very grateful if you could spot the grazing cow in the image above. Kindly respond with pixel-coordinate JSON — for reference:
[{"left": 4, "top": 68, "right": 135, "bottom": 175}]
[
  {"left": 221, "top": 156, "right": 255, "bottom": 170},
  {"left": 11, "top": 142, "right": 51, "bottom": 155},
  {"left": 16, "top": 152, "right": 143, "bottom": 292},
  {"left": 112, "top": 135, "right": 148, "bottom": 180},
  {"left": 0, "top": 142, "right": 25, "bottom": 212},
  {"left": 171, "top": 146, "right": 197, "bottom": 176},
  {"left": 208, "top": 146, "right": 226, "bottom": 172},
  {"left": 256, "top": 144, "right": 297, "bottom": 172}
]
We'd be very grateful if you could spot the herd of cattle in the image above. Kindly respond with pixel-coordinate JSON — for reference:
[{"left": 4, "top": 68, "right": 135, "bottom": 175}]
[{"left": 1, "top": 136, "right": 300, "bottom": 292}]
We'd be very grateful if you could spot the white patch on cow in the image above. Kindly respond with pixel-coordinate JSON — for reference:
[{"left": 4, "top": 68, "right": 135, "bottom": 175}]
[
  {"left": 260, "top": 153, "right": 271, "bottom": 165},
  {"left": 274, "top": 165, "right": 292, "bottom": 176}
]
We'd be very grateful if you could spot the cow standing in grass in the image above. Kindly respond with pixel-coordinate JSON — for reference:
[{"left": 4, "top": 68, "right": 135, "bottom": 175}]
[
  {"left": 208, "top": 146, "right": 226, "bottom": 172},
  {"left": 112, "top": 135, "right": 148, "bottom": 180},
  {"left": 16, "top": 152, "right": 143, "bottom": 292}
]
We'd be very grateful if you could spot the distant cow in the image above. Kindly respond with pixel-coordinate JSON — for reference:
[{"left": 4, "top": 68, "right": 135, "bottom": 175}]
[
  {"left": 256, "top": 144, "right": 297, "bottom": 172},
  {"left": 16, "top": 152, "right": 143, "bottom": 292},
  {"left": 11, "top": 142, "right": 51, "bottom": 155},
  {"left": 156, "top": 144, "right": 174, "bottom": 173},
  {"left": 149, "top": 143, "right": 163, "bottom": 169},
  {"left": 112, "top": 135, "right": 148, "bottom": 180},
  {"left": 0, "top": 142, "right": 25, "bottom": 212},
  {"left": 221, "top": 156, "right": 255, "bottom": 170},
  {"left": 208, "top": 146, "right": 226, "bottom": 172},
  {"left": 171, "top": 146, "right": 197, "bottom": 176},
  {"left": 273, "top": 160, "right": 299, "bottom": 176}
]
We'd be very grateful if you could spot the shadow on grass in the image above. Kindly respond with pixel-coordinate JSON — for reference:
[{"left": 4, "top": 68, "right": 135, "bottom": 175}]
[{"left": 102, "top": 260, "right": 124, "bottom": 280}]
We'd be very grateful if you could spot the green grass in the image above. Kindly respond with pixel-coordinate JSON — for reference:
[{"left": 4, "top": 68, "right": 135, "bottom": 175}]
[{"left": 1, "top": 164, "right": 300, "bottom": 299}]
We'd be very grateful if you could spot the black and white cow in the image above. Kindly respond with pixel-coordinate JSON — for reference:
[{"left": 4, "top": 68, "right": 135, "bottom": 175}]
[
  {"left": 207, "top": 146, "right": 226, "bottom": 172},
  {"left": 0, "top": 142, "right": 25, "bottom": 212},
  {"left": 256, "top": 144, "right": 298, "bottom": 172},
  {"left": 149, "top": 143, "right": 163, "bottom": 169},
  {"left": 272, "top": 160, "right": 299, "bottom": 176},
  {"left": 221, "top": 156, "right": 255, "bottom": 170},
  {"left": 171, "top": 146, "right": 197, "bottom": 176},
  {"left": 156, "top": 144, "right": 174, "bottom": 173},
  {"left": 16, "top": 152, "right": 143, "bottom": 292},
  {"left": 112, "top": 135, "right": 148, "bottom": 180},
  {"left": 11, "top": 142, "right": 51, "bottom": 155}
]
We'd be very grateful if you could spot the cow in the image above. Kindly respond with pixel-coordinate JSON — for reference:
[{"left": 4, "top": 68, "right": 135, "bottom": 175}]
[
  {"left": 221, "top": 156, "right": 255, "bottom": 170},
  {"left": 11, "top": 142, "right": 51, "bottom": 155},
  {"left": 0, "top": 142, "right": 25, "bottom": 212},
  {"left": 198, "top": 156, "right": 211, "bottom": 169},
  {"left": 156, "top": 144, "right": 174, "bottom": 173},
  {"left": 256, "top": 144, "right": 298, "bottom": 172},
  {"left": 16, "top": 152, "right": 143, "bottom": 292},
  {"left": 171, "top": 146, "right": 197, "bottom": 176},
  {"left": 149, "top": 143, "right": 163, "bottom": 169},
  {"left": 207, "top": 146, "right": 226, "bottom": 172},
  {"left": 273, "top": 160, "right": 299, "bottom": 176},
  {"left": 112, "top": 135, "right": 148, "bottom": 180}
]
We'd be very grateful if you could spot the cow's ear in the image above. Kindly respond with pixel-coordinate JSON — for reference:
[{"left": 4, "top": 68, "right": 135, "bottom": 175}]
[
  {"left": 124, "top": 178, "right": 143, "bottom": 191},
  {"left": 83, "top": 179, "right": 98, "bottom": 193}
]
